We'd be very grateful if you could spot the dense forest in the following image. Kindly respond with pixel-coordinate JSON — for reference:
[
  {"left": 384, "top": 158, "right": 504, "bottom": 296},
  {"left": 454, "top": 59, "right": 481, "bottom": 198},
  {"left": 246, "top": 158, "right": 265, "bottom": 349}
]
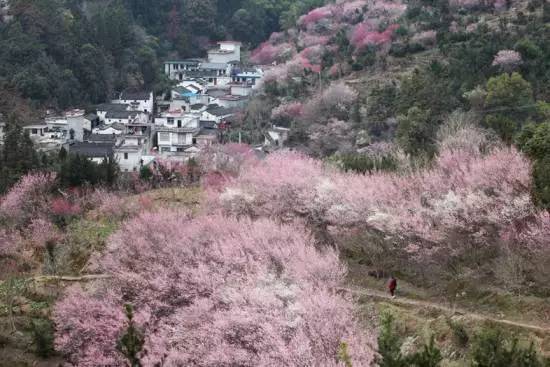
[{"left": 0, "top": 0, "right": 325, "bottom": 116}]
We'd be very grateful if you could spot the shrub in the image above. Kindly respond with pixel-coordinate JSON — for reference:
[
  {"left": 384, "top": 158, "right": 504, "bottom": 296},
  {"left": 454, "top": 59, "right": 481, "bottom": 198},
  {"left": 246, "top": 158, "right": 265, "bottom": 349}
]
[
  {"left": 447, "top": 319, "right": 469, "bottom": 348},
  {"left": 470, "top": 327, "right": 545, "bottom": 367},
  {"left": 30, "top": 318, "right": 56, "bottom": 358}
]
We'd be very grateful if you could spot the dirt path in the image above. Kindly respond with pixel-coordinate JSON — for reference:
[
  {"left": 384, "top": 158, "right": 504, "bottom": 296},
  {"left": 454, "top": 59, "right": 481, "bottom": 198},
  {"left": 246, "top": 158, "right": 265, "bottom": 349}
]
[{"left": 340, "top": 287, "right": 550, "bottom": 334}]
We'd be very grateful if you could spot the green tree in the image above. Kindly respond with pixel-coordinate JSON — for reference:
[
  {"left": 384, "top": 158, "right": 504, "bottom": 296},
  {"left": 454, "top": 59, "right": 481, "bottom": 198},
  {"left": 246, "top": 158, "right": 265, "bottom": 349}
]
[
  {"left": 517, "top": 121, "right": 550, "bottom": 210},
  {"left": 483, "top": 73, "right": 535, "bottom": 142},
  {"left": 0, "top": 116, "right": 41, "bottom": 193},
  {"left": 396, "top": 107, "right": 437, "bottom": 158},
  {"left": 117, "top": 304, "right": 144, "bottom": 367},
  {"left": 378, "top": 313, "right": 407, "bottom": 367},
  {"left": 532, "top": 157, "right": 550, "bottom": 211}
]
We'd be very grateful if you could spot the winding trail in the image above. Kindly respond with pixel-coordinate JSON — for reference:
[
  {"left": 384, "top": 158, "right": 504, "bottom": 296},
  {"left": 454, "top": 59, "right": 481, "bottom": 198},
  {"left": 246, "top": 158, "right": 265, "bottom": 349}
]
[{"left": 340, "top": 287, "right": 550, "bottom": 334}]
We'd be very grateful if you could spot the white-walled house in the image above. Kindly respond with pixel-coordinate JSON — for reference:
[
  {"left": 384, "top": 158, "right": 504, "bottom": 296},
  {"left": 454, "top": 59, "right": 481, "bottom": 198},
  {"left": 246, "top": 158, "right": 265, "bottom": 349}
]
[
  {"left": 115, "top": 144, "right": 144, "bottom": 172},
  {"left": 93, "top": 123, "right": 125, "bottom": 136},
  {"left": 178, "top": 80, "right": 207, "bottom": 95},
  {"left": 230, "top": 83, "right": 253, "bottom": 97},
  {"left": 207, "top": 41, "right": 241, "bottom": 64},
  {"left": 231, "top": 67, "right": 264, "bottom": 88},
  {"left": 69, "top": 142, "right": 114, "bottom": 164},
  {"left": 164, "top": 59, "right": 202, "bottom": 81},
  {"left": 155, "top": 110, "right": 200, "bottom": 155},
  {"left": 104, "top": 111, "right": 148, "bottom": 126},
  {"left": 112, "top": 91, "right": 154, "bottom": 114},
  {"left": 23, "top": 122, "right": 47, "bottom": 138},
  {"left": 96, "top": 103, "right": 131, "bottom": 122},
  {"left": 201, "top": 105, "right": 238, "bottom": 124},
  {"left": 264, "top": 125, "right": 290, "bottom": 148},
  {"left": 211, "top": 95, "right": 248, "bottom": 109}
]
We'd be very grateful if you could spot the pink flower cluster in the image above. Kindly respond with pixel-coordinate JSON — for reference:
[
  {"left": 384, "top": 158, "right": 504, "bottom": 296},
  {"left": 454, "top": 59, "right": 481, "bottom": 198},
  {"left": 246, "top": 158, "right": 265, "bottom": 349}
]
[
  {"left": 0, "top": 172, "right": 56, "bottom": 227},
  {"left": 271, "top": 101, "right": 305, "bottom": 121},
  {"left": 54, "top": 211, "right": 375, "bottom": 366},
  {"left": 50, "top": 197, "right": 82, "bottom": 217},
  {"left": 299, "top": 6, "right": 334, "bottom": 26},
  {"left": 249, "top": 41, "right": 294, "bottom": 65},
  {"left": 351, "top": 22, "right": 399, "bottom": 49},
  {"left": 218, "top": 133, "right": 534, "bottom": 261},
  {"left": 492, "top": 49, "right": 523, "bottom": 71}
]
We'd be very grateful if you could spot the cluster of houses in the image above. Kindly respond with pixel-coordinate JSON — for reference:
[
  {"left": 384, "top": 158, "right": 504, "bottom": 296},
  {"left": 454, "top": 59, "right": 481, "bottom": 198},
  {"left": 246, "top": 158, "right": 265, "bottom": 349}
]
[
  {"left": 0, "top": 41, "right": 277, "bottom": 172},
  {"left": 0, "top": 41, "right": 292, "bottom": 171}
]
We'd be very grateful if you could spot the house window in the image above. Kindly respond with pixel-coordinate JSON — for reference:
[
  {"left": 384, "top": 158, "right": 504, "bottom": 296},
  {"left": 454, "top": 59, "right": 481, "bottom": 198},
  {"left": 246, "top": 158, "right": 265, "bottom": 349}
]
[
  {"left": 177, "top": 120, "right": 182, "bottom": 128},
  {"left": 159, "top": 132, "right": 170, "bottom": 142},
  {"left": 167, "top": 118, "right": 174, "bottom": 125},
  {"left": 124, "top": 153, "right": 128, "bottom": 160},
  {"left": 32, "top": 129, "right": 37, "bottom": 134}
]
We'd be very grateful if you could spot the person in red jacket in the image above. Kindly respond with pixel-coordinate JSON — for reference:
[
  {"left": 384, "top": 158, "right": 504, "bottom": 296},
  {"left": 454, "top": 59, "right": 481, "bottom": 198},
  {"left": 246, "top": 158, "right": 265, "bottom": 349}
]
[{"left": 388, "top": 276, "right": 397, "bottom": 298}]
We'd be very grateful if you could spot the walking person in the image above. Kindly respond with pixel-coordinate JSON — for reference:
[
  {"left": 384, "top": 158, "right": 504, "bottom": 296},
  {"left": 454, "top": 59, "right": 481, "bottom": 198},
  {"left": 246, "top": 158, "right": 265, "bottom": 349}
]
[{"left": 388, "top": 275, "right": 397, "bottom": 298}]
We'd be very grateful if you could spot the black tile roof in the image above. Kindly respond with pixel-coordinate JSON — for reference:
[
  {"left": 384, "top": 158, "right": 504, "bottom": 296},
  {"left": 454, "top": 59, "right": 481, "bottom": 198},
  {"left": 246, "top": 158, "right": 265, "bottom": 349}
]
[
  {"left": 86, "top": 134, "right": 117, "bottom": 143},
  {"left": 120, "top": 91, "right": 151, "bottom": 101},
  {"left": 97, "top": 103, "right": 130, "bottom": 112},
  {"left": 69, "top": 142, "right": 114, "bottom": 158},
  {"left": 205, "top": 105, "right": 238, "bottom": 117},
  {"left": 105, "top": 111, "right": 135, "bottom": 119}
]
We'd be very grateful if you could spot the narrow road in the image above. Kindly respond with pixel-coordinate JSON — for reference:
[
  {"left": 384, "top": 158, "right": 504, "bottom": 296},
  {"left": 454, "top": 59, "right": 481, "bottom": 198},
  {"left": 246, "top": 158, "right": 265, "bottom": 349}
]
[{"left": 340, "top": 287, "right": 550, "bottom": 333}]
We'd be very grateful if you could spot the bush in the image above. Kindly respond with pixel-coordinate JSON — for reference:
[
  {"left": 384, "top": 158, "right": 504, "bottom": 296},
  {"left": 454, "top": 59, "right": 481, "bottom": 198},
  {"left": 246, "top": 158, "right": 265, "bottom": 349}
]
[
  {"left": 470, "top": 327, "right": 545, "bottom": 367},
  {"left": 30, "top": 318, "right": 56, "bottom": 358},
  {"left": 378, "top": 312, "right": 407, "bottom": 367},
  {"left": 447, "top": 319, "right": 469, "bottom": 348},
  {"left": 378, "top": 312, "right": 443, "bottom": 367},
  {"left": 408, "top": 337, "right": 442, "bottom": 367}
]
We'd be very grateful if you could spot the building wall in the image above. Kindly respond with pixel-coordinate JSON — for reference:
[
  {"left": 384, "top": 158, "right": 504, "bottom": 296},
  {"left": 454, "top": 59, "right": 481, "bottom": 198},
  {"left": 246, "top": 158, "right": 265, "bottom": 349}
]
[
  {"left": 106, "top": 118, "right": 129, "bottom": 125},
  {"left": 207, "top": 52, "right": 239, "bottom": 64},
  {"left": 157, "top": 131, "right": 193, "bottom": 152},
  {"left": 116, "top": 150, "right": 143, "bottom": 172},
  {"left": 114, "top": 93, "right": 154, "bottom": 114},
  {"left": 230, "top": 85, "right": 252, "bottom": 96},
  {"left": 67, "top": 115, "right": 90, "bottom": 142}
]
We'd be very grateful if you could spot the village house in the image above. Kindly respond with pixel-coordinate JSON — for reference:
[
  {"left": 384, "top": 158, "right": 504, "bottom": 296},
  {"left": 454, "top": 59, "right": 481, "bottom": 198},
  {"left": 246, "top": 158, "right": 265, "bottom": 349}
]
[
  {"left": 104, "top": 110, "right": 148, "bottom": 126},
  {"left": 44, "top": 109, "right": 91, "bottom": 142},
  {"left": 231, "top": 67, "right": 264, "bottom": 88},
  {"left": 85, "top": 133, "right": 118, "bottom": 145},
  {"left": 264, "top": 125, "right": 290, "bottom": 149},
  {"left": 93, "top": 123, "right": 125, "bottom": 136},
  {"left": 96, "top": 103, "right": 131, "bottom": 122},
  {"left": 201, "top": 105, "right": 238, "bottom": 125},
  {"left": 195, "top": 121, "right": 219, "bottom": 147},
  {"left": 230, "top": 83, "right": 253, "bottom": 97},
  {"left": 68, "top": 141, "right": 114, "bottom": 164},
  {"left": 212, "top": 95, "right": 248, "bottom": 109},
  {"left": 164, "top": 59, "right": 201, "bottom": 81},
  {"left": 207, "top": 41, "right": 241, "bottom": 64},
  {"left": 23, "top": 121, "right": 47, "bottom": 139},
  {"left": 112, "top": 91, "right": 154, "bottom": 114},
  {"left": 155, "top": 110, "right": 201, "bottom": 156},
  {"left": 114, "top": 143, "right": 146, "bottom": 172}
]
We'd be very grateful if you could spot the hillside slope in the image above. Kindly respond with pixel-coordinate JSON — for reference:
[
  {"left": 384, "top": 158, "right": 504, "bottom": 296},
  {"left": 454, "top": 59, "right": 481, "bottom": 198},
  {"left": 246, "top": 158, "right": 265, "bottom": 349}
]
[{"left": 241, "top": 0, "right": 550, "bottom": 158}]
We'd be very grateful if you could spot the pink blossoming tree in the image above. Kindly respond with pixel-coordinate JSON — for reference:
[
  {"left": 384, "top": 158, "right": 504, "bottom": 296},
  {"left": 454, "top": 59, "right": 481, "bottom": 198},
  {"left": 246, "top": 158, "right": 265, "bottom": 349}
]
[
  {"left": 492, "top": 49, "right": 523, "bottom": 72},
  {"left": 54, "top": 211, "right": 376, "bottom": 366}
]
